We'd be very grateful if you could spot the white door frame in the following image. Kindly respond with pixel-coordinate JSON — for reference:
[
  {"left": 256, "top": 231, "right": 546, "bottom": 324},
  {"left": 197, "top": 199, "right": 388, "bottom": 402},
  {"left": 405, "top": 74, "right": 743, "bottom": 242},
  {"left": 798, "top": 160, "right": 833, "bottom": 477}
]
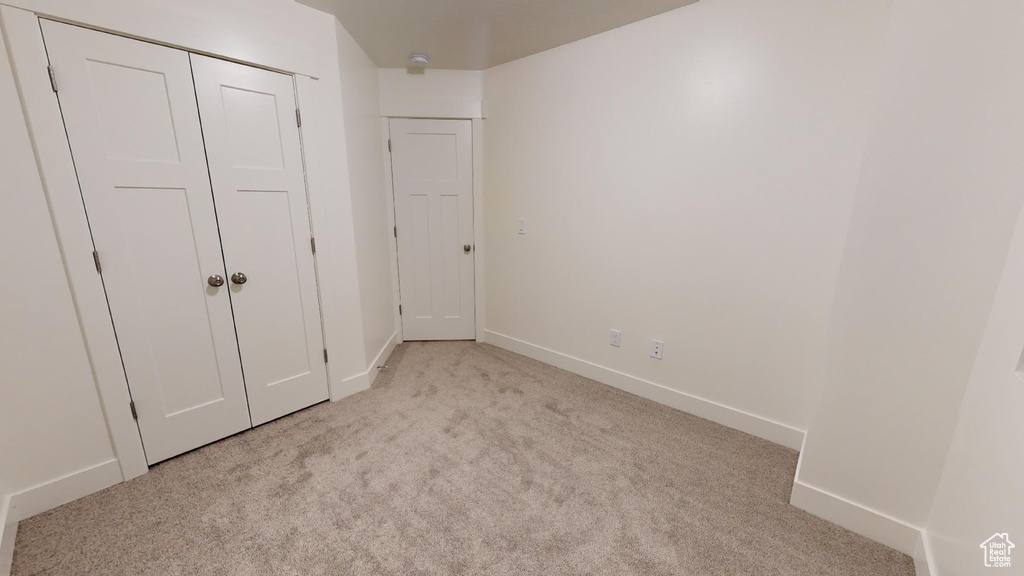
[
  {"left": 381, "top": 116, "right": 485, "bottom": 343},
  {"left": 1, "top": 6, "right": 333, "bottom": 481}
]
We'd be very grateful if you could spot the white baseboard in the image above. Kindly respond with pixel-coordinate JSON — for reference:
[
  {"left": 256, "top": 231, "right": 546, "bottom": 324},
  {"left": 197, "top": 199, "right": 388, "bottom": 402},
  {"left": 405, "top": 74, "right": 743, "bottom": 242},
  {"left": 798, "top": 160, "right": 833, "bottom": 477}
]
[
  {"left": 8, "top": 459, "right": 122, "bottom": 523},
  {"left": 331, "top": 332, "right": 399, "bottom": 400},
  {"left": 790, "top": 438, "right": 928, "bottom": 562},
  {"left": 334, "top": 371, "right": 370, "bottom": 400},
  {"left": 484, "top": 330, "right": 805, "bottom": 450},
  {"left": 789, "top": 477, "right": 923, "bottom": 555},
  {"left": 483, "top": 332, "right": 935, "bottom": 568},
  {"left": 367, "top": 331, "right": 399, "bottom": 387},
  {"left": 0, "top": 458, "right": 122, "bottom": 575},
  {"left": 0, "top": 495, "right": 15, "bottom": 576}
]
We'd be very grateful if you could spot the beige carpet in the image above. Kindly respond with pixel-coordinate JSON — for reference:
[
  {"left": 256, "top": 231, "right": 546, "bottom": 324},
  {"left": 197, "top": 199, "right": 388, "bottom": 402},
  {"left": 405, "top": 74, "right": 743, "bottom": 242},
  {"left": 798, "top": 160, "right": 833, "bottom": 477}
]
[{"left": 13, "top": 342, "right": 914, "bottom": 575}]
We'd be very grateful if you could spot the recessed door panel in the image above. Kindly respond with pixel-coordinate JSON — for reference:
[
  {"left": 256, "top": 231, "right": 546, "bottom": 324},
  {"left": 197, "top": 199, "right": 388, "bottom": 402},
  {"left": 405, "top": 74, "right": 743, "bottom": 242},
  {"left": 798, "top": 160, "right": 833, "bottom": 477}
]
[
  {"left": 42, "top": 20, "right": 252, "bottom": 464},
  {"left": 391, "top": 119, "right": 475, "bottom": 340},
  {"left": 191, "top": 54, "right": 328, "bottom": 426}
]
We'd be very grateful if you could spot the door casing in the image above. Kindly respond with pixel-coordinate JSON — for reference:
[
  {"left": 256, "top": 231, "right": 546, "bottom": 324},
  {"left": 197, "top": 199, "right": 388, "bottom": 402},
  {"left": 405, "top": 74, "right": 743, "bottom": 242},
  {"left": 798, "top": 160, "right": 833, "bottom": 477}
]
[
  {"left": 40, "top": 20, "right": 257, "bottom": 464},
  {"left": 389, "top": 118, "right": 476, "bottom": 340},
  {"left": 383, "top": 118, "right": 486, "bottom": 344}
]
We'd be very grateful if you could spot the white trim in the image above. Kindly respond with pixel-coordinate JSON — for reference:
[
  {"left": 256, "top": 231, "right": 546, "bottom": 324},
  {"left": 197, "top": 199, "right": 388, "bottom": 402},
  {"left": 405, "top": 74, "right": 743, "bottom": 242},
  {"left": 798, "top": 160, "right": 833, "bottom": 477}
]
[
  {"left": 789, "top": 435, "right": 928, "bottom": 558},
  {"left": 1, "top": 4, "right": 148, "bottom": 480},
  {"left": 0, "top": 459, "right": 122, "bottom": 575},
  {"left": 333, "top": 331, "right": 399, "bottom": 399},
  {"left": 385, "top": 117, "right": 483, "bottom": 342},
  {"left": 789, "top": 478, "right": 923, "bottom": 554},
  {"left": 791, "top": 430, "right": 931, "bottom": 564},
  {"left": 0, "top": 495, "right": 15, "bottom": 576},
  {"left": 293, "top": 74, "right": 335, "bottom": 399},
  {"left": 0, "top": 0, "right": 319, "bottom": 77},
  {"left": 336, "top": 371, "right": 371, "bottom": 399},
  {"left": 471, "top": 118, "right": 485, "bottom": 343},
  {"left": 367, "top": 331, "right": 400, "bottom": 387},
  {"left": 379, "top": 98, "right": 482, "bottom": 120},
  {"left": 7, "top": 459, "right": 122, "bottom": 523},
  {"left": 913, "top": 531, "right": 937, "bottom": 576},
  {"left": 381, "top": 118, "right": 403, "bottom": 343},
  {"left": 484, "top": 330, "right": 805, "bottom": 450},
  {"left": 295, "top": 73, "right": 370, "bottom": 399}
]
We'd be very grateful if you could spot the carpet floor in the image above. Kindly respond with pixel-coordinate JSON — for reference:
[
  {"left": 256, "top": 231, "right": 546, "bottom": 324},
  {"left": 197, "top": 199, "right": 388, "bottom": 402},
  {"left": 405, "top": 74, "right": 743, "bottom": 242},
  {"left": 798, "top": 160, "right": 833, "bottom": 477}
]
[{"left": 12, "top": 342, "right": 914, "bottom": 575}]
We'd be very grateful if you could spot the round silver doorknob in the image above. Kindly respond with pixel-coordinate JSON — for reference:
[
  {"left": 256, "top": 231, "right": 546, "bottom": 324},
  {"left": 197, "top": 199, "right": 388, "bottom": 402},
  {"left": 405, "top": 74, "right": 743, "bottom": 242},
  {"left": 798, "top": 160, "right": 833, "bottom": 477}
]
[
  {"left": 463, "top": 244, "right": 471, "bottom": 253},
  {"left": 207, "top": 274, "right": 225, "bottom": 287},
  {"left": 231, "top": 272, "right": 248, "bottom": 285}
]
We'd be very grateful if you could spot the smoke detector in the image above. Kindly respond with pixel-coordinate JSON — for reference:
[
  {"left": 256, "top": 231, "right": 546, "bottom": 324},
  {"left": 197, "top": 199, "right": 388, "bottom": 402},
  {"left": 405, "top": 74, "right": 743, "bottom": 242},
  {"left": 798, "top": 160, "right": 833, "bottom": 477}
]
[{"left": 409, "top": 53, "right": 430, "bottom": 67}]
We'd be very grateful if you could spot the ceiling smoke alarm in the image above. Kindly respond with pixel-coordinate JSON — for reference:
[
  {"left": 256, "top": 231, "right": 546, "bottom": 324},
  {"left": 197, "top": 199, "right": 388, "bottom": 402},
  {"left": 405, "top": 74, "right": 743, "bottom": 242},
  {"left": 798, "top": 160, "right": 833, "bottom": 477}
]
[{"left": 409, "top": 53, "right": 430, "bottom": 67}]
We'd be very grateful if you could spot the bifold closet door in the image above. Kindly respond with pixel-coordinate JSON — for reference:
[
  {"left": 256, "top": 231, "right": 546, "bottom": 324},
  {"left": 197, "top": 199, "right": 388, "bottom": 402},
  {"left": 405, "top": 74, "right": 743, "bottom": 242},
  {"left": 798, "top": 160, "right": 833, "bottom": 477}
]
[
  {"left": 41, "top": 21, "right": 252, "bottom": 464},
  {"left": 191, "top": 55, "right": 329, "bottom": 426}
]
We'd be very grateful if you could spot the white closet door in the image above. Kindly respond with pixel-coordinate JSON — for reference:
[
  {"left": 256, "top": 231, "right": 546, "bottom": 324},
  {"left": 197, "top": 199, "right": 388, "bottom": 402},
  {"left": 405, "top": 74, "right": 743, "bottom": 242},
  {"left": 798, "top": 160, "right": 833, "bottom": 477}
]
[
  {"left": 390, "top": 119, "right": 476, "bottom": 340},
  {"left": 41, "top": 21, "right": 252, "bottom": 464},
  {"left": 190, "top": 55, "right": 328, "bottom": 426}
]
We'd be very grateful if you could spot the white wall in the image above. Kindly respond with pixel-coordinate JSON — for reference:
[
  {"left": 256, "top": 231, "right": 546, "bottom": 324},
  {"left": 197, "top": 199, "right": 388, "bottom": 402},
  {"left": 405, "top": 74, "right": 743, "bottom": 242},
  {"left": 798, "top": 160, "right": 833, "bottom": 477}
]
[
  {"left": 925, "top": 200, "right": 1024, "bottom": 574},
  {"left": 0, "top": 16, "right": 115, "bottom": 505},
  {"left": 334, "top": 20, "right": 395, "bottom": 368},
  {"left": 378, "top": 68, "right": 482, "bottom": 118},
  {"left": 798, "top": 0, "right": 1024, "bottom": 532},
  {"left": 481, "top": 0, "right": 892, "bottom": 435}
]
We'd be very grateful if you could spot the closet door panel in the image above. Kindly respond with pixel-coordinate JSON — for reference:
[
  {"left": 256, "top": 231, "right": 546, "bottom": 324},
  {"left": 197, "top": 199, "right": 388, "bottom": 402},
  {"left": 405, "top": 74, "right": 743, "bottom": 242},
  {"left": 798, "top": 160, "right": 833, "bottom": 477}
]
[
  {"left": 41, "top": 21, "right": 252, "bottom": 464},
  {"left": 191, "top": 54, "right": 328, "bottom": 426}
]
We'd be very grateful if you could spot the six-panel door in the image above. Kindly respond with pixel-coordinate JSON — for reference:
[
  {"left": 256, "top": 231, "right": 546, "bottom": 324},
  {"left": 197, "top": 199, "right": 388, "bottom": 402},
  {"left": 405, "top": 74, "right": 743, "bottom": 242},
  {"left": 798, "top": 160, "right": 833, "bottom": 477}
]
[
  {"left": 41, "top": 20, "right": 252, "bottom": 464},
  {"left": 191, "top": 55, "right": 329, "bottom": 426},
  {"left": 390, "top": 119, "right": 476, "bottom": 340}
]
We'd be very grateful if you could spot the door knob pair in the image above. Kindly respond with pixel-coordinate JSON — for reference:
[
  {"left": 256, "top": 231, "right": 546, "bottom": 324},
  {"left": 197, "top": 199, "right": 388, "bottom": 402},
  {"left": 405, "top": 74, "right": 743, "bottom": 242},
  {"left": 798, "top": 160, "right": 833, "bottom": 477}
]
[{"left": 207, "top": 272, "right": 247, "bottom": 287}]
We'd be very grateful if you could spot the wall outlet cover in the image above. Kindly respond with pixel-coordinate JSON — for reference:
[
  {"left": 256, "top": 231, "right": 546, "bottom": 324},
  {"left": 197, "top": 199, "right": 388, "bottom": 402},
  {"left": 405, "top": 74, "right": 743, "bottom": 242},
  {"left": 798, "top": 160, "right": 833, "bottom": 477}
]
[
  {"left": 610, "top": 329, "right": 621, "bottom": 347},
  {"left": 651, "top": 340, "right": 664, "bottom": 359}
]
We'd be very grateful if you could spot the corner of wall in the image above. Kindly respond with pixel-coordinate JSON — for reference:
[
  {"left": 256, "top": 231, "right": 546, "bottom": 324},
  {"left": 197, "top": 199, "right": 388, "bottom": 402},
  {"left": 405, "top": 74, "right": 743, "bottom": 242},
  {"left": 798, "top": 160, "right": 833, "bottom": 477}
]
[
  {"left": 0, "top": 494, "right": 15, "bottom": 576},
  {"left": 789, "top": 440, "right": 924, "bottom": 556},
  {"left": 789, "top": 436, "right": 931, "bottom": 562},
  {"left": 912, "top": 530, "right": 936, "bottom": 576},
  {"left": 0, "top": 457, "right": 123, "bottom": 576},
  {"left": 367, "top": 331, "right": 399, "bottom": 386},
  {"left": 331, "top": 330, "right": 399, "bottom": 401}
]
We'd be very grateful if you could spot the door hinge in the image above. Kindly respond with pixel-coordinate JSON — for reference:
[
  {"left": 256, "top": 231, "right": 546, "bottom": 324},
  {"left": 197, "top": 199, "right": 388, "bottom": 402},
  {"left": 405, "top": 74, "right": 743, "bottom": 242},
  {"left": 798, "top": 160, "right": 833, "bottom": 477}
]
[
  {"left": 129, "top": 401, "right": 138, "bottom": 420},
  {"left": 393, "top": 226, "right": 397, "bottom": 238},
  {"left": 47, "top": 65, "right": 57, "bottom": 92},
  {"left": 310, "top": 237, "right": 316, "bottom": 255},
  {"left": 323, "top": 348, "right": 329, "bottom": 363},
  {"left": 399, "top": 304, "right": 402, "bottom": 315},
  {"left": 92, "top": 250, "right": 102, "bottom": 273},
  {"left": 295, "top": 108, "right": 302, "bottom": 127},
  {"left": 388, "top": 139, "right": 392, "bottom": 152}
]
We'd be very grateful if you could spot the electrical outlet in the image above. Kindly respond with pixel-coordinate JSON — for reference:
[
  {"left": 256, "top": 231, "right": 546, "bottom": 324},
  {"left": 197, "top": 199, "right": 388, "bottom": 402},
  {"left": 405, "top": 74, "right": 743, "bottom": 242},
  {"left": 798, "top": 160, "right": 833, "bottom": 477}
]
[
  {"left": 651, "top": 340, "right": 664, "bottom": 360},
  {"left": 610, "top": 329, "right": 621, "bottom": 347},
  {"left": 517, "top": 218, "right": 527, "bottom": 235}
]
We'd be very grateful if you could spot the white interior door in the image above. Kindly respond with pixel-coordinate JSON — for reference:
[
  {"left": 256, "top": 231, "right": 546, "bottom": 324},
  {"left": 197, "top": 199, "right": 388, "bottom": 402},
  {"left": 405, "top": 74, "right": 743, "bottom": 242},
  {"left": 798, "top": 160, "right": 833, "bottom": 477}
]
[
  {"left": 42, "top": 21, "right": 252, "bottom": 464},
  {"left": 191, "top": 55, "right": 328, "bottom": 426},
  {"left": 390, "top": 119, "right": 476, "bottom": 340}
]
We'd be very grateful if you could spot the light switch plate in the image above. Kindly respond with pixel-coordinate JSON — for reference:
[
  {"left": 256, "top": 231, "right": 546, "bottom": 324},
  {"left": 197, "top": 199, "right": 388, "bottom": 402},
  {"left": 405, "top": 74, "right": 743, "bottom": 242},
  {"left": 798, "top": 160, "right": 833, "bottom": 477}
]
[{"left": 517, "top": 218, "right": 527, "bottom": 235}]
